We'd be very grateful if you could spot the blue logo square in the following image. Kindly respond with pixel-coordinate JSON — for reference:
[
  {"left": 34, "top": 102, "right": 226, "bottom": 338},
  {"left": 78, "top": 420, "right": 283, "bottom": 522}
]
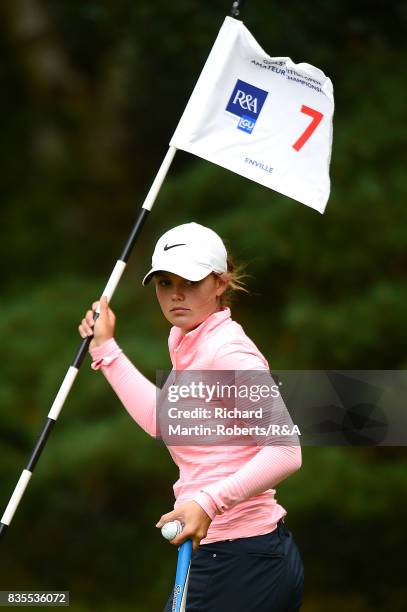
[
  {"left": 238, "top": 115, "right": 256, "bottom": 134},
  {"left": 226, "top": 79, "right": 268, "bottom": 120}
]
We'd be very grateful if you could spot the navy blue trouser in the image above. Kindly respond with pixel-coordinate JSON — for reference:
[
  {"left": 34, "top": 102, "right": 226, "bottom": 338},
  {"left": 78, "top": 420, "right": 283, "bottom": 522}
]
[{"left": 163, "top": 519, "right": 304, "bottom": 611}]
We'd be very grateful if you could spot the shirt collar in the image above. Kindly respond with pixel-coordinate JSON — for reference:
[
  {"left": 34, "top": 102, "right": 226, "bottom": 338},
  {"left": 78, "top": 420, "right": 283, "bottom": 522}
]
[{"left": 168, "top": 306, "right": 231, "bottom": 353}]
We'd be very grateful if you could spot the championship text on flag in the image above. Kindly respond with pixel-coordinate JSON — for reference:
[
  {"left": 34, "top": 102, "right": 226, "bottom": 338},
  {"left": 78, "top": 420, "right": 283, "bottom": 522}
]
[{"left": 170, "top": 16, "right": 334, "bottom": 214}]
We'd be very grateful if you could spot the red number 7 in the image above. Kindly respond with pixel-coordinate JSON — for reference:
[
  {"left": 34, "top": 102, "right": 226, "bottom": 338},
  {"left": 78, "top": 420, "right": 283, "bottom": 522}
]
[{"left": 292, "top": 105, "right": 324, "bottom": 152}]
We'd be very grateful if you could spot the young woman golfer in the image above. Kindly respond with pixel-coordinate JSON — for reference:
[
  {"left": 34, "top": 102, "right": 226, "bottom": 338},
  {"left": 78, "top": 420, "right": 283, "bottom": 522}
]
[{"left": 79, "top": 222, "right": 304, "bottom": 611}]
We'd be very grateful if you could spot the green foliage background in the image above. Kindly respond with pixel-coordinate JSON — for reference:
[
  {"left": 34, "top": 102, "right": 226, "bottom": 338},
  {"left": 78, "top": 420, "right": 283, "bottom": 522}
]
[{"left": 1, "top": 1, "right": 406, "bottom": 610}]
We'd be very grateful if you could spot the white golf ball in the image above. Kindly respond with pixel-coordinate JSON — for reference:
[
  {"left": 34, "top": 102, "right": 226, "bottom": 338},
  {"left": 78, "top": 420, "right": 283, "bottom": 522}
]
[{"left": 161, "top": 520, "right": 183, "bottom": 541}]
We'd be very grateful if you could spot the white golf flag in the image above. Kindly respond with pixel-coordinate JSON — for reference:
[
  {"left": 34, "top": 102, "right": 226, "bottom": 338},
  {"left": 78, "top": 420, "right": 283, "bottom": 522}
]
[{"left": 170, "top": 17, "right": 334, "bottom": 213}]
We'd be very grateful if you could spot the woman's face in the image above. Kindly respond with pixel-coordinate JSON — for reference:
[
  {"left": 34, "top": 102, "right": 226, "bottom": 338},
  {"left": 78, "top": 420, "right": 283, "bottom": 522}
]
[{"left": 153, "top": 271, "right": 228, "bottom": 334}]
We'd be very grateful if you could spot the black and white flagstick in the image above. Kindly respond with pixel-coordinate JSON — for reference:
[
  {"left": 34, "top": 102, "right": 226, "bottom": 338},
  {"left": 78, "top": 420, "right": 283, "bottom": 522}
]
[
  {"left": 230, "top": 0, "right": 245, "bottom": 18},
  {"left": 0, "top": 0, "right": 247, "bottom": 541},
  {"left": 0, "top": 145, "right": 177, "bottom": 539}
]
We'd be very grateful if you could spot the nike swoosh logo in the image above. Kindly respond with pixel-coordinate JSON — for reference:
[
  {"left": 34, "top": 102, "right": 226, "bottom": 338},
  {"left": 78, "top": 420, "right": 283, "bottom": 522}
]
[{"left": 164, "top": 243, "right": 186, "bottom": 251}]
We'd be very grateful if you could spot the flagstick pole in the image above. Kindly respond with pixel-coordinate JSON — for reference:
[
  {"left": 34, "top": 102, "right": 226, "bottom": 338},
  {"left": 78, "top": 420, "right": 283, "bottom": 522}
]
[
  {"left": 0, "top": 145, "right": 177, "bottom": 541},
  {"left": 230, "top": 0, "right": 245, "bottom": 18}
]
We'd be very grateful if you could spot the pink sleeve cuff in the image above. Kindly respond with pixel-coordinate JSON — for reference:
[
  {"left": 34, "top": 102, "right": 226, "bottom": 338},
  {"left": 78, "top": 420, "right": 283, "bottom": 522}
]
[
  {"left": 90, "top": 338, "right": 123, "bottom": 370},
  {"left": 192, "top": 490, "right": 220, "bottom": 521}
]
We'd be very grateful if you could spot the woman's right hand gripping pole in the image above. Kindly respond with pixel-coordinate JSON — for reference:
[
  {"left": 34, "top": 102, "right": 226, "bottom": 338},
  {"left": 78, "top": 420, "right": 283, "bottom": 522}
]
[{"left": 78, "top": 296, "right": 116, "bottom": 350}]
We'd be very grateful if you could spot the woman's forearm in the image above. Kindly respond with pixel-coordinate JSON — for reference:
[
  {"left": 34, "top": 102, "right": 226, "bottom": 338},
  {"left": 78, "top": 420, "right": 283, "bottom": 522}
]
[
  {"left": 90, "top": 338, "right": 158, "bottom": 437},
  {"left": 193, "top": 445, "right": 302, "bottom": 519}
]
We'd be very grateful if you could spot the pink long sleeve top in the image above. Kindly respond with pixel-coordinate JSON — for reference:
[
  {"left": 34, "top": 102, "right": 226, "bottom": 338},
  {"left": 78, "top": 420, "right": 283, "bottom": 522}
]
[{"left": 90, "top": 306, "right": 301, "bottom": 544}]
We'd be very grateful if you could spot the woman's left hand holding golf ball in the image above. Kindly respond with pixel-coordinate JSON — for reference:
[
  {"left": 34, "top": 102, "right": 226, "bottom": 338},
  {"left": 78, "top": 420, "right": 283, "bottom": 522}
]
[{"left": 157, "top": 501, "right": 212, "bottom": 553}]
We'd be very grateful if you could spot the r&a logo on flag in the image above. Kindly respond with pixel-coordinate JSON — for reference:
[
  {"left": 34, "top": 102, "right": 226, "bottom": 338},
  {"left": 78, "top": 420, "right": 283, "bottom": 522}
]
[{"left": 226, "top": 79, "right": 268, "bottom": 134}]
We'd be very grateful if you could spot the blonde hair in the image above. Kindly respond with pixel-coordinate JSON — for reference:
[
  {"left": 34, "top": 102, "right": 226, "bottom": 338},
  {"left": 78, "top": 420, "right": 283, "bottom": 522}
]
[{"left": 215, "top": 254, "right": 251, "bottom": 308}]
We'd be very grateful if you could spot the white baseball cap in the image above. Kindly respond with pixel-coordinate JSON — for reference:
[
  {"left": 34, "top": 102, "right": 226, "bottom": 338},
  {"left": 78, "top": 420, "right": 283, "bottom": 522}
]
[{"left": 142, "top": 222, "right": 228, "bottom": 286}]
